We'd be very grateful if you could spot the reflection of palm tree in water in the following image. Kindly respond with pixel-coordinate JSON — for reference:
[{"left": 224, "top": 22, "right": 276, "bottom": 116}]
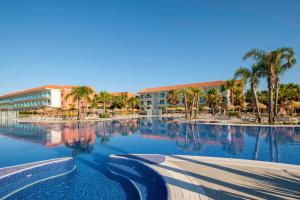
[
  {"left": 269, "top": 127, "right": 280, "bottom": 162},
  {"left": 65, "top": 122, "right": 94, "bottom": 156},
  {"left": 222, "top": 126, "right": 244, "bottom": 155},
  {"left": 176, "top": 123, "right": 202, "bottom": 151}
]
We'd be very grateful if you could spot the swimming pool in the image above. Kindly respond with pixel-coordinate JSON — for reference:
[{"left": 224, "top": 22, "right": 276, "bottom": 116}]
[{"left": 0, "top": 117, "right": 299, "bottom": 199}]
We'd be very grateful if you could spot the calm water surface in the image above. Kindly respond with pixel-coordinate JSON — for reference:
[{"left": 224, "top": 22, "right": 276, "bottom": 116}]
[{"left": 0, "top": 117, "right": 299, "bottom": 199}]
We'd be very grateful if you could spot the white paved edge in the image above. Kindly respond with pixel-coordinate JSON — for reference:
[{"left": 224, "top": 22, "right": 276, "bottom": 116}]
[
  {"left": 110, "top": 154, "right": 209, "bottom": 200},
  {"left": 165, "top": 155, "right": 300, "bottom": 173}
]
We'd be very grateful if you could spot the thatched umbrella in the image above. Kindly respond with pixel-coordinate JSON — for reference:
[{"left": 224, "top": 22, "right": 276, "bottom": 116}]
[
  {"left": 282, "top": 101, "right": 300, "bottom": 109},
  {"left": 199, "top": 106, "right": 211, "bottom": 111},
  {"left": 281, "top": 101, "right": 300, "bottom": 114},
  {"left": 247, "top": 102, "right": 267, "bottom": 110}
]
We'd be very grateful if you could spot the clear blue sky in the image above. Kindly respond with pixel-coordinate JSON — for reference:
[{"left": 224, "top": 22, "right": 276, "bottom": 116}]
[{"left": 0, "top": 0, "right": 299, "bottom": 94}]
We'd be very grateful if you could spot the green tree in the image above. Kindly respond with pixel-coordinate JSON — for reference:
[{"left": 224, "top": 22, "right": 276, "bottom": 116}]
[
  {"left": 206, "top": 88, "right": 222, "bottom": 115},
  {"left": 244, "top": 47, "right": 296, "bottom": 123},
  {"left": 128, "top": 96, "right": 140, "bottom": 110},
  {"left": 167, "top": 90, "right": 180, "bottom": 109},
  {"left": 234, "top": 64, "right": 263, "bottom": 122},
  {"left": 95, "top": 91, "right": 112, "bottom": 114},
  {"left": 65, "top": 86, "right": 94, "bottom": 119},
  {"left": 273, "top": 48, "right": 296, "bottom": 116},
  {"left": 224, "top": 80, "right": 243, "bottom": 106},
  {"left": 188, "top": 87, "right": 204, "bottom": 118}
]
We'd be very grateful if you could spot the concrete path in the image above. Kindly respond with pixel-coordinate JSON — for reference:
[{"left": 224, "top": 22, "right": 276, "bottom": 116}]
[{"left": 125, "top": 155, "right": 300, "bottom": 200}]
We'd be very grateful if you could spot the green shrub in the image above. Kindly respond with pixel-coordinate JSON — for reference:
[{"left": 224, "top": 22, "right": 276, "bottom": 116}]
[
  {"left": 228, "top": 111, "right": 240, "bottom": 117},
  {"left": 99, "top": 113, "right": 111, "bottom": 118}
]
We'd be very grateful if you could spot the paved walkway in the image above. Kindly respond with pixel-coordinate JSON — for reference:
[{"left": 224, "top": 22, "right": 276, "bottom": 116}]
[{"left": 127, "top": 155, "right": 300, "bottom": 200}]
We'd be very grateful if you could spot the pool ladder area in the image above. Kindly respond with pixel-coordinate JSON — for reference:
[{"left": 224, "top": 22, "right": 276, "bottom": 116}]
[
  {"left": 107, "top": 155, "right": 168, "bottom": 200},
  {"left": 0, "top": 157, "right": 76, "bottom": 200}
]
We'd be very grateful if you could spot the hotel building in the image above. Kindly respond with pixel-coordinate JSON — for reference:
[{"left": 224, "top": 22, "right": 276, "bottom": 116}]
[
  {"left": 111, "top": 92, "right": 135, "bottom": 98},
  {"left": 0, "top": 85, "right": 76, "bottom": 111},
  {"left": 138, "top": 80, "right": 230, "bottom": 115}
]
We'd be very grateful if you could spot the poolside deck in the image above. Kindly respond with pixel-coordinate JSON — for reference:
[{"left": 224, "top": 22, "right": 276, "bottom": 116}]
[{"left": 123, "top": 155, "right": 300, "bottom": 200}]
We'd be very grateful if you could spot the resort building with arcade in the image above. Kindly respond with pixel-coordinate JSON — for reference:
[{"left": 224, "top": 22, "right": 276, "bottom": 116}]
[
  {"left": 0, "top": 85, "right": 76, "bottom": 111},
  {"left": 138, "top": 80, "right": 231, "bottom": 115}
]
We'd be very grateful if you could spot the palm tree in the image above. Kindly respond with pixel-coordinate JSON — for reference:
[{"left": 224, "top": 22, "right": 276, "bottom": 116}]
[
  {"left": 128, "top": 96, "right": 140, "bottom": 110},
  {"left": 167, "top": 90, "right": 180, "bottom": 110},
  {"left": 188, "top": 87, "right": 204, "bottom": 118},
  {"left": 234, "top": 64, "right": 263, "bottom": 123},
  {"left": 224, "top": 80, "right": 241, "bottom": 106},
  {"left": 279, "top": 83, "right": 300, "bottom": 103},
  {"left": 244, "top": 47, "right": 297, "bottom": 123},
  {"left": 96, "top": 91, "right": 112, "bottom": 114},
  {"left": 273, "top": 48, "right": 296, "bottom": 116},
  {"left": 119, "top": 94, "right": 130, "bottom": 113},
  {"left": 206, "top": 88, "right": 221, "bottom": 115},
  {"left": 65, "top": 86, "right": 94, "bottom": 119},
  {"left": 179, "top": 88, "right": 192, "bottom": 119}
]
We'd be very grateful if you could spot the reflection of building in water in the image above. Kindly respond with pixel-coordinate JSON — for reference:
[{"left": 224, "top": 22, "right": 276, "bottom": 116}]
[
  {"left": 95, "top": 119, "right": 140, "bottom": 137},
  {"left": 0, "top": 122, "right": 96, "bottom": 150},
  {"left": 0, "top": 122, "right": 62, "bottom": 147}
]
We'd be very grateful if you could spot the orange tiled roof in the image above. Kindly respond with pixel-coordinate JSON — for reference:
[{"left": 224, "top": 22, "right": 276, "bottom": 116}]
[
  {"left": 0, "top": 85, "right": 75, "bottom": 98},
  {"left": 138, "top": 80, "right": 225, "bottom": 94}
]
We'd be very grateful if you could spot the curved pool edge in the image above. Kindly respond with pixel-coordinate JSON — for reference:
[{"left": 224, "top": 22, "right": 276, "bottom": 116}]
[
  {"left": 0, "top": 157, "right": 76, "bottom": 200},
  {"left": 109, "top": 154, "right": 169, "bottom": 200},
  {"left": 110, "top": 154, "right": 207, "bottom": 200},
  {"left": 110, "top": 154, "right": 300, "bottom": 200}
]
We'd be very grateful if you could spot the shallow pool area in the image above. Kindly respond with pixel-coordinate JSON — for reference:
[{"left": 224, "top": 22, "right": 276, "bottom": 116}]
[{"left": 0, "top": 117, "right": 300, "bottom": 199}]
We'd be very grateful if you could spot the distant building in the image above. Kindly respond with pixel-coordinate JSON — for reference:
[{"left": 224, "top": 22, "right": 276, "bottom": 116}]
[
  {"left": 111, "top": 92, "right": 135, "bottom": 98},
  {"left": 0, "top": 85, "right": 77, "bottom": 111},
  {"left": 138, "top": 80, "right": 230, "bottom": 115}
]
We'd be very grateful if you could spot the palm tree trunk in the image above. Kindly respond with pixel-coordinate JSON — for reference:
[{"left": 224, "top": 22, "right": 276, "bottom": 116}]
[
  {"left": 103, "top": 103, "right": 106, "bottom": 114},
  {"left": 195, "top": 95, "right": 199, "bottom": 118},
  {"left": 274, "top": 78, "right": 280, "bottom": 117},
  {"left": 184, "top": 95, "right": 188, "bottom": 119},
  {"left": 77, "top": 98, "right": 80, "bottom": 120},
  {"left": 190, "top": 96, "right": 196, "bottom": 119},
  {"left": 267, "top": 75, "right": 275, "bottom": 123},
  {"left": 231, "top": 90, "right": 234, "bottom": 106},
  {"left": 251, "top": 81, "right": 262, "bottom": 123}
]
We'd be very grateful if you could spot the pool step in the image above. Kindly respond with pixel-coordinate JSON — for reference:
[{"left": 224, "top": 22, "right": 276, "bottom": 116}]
[{"left": 108, "top": 155, "right": 168, "bottom": 200}]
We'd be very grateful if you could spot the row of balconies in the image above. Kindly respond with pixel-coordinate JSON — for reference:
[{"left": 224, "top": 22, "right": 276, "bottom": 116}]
[
  {"left": 0, "top": 91, "right": 51, "bottom": 104},
  {"left": 0, "top": 100, "right": 51, "bottom": 109}
]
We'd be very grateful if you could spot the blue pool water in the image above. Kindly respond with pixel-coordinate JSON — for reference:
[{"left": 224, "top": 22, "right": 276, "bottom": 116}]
[{"left": 0, "top": 117, "right": 300, "bottom": 199}]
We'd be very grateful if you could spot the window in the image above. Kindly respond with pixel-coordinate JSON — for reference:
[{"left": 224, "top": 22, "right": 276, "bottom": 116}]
[
  {"left": 160, "top": 93, "right": 165, "bottom": 98},
  {"left": 147, "top": 101, "right": 152, "bottom": 105},
  {"left": 160, "top": 100, "right": 165, "bottom": 105}
]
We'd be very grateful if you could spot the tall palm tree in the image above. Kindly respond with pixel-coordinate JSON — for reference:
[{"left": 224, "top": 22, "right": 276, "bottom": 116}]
[
  {"left": 65, "top": 86, "right": 94, "bottom": 119},
  {"left": 206, "top": 88, "right": 221, "bottom": 115},
  {"left": 244, "top": 47, "right": 297, "bottom": 123},
  {"left": 96, "top": 91, "right": 112, "bottom": 114},
  {"left": 234, "top": 64, "right": 263, "bottom": 123},
  {"left": 273, "top": 48, "right": 296, "bottom": 116}
]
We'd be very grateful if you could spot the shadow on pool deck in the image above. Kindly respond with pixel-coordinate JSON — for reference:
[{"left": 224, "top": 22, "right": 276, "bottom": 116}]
[
  {"left": 163, "top": 155, "right": 300, "bottom": 199},
  {"left": 119, "top": 154, "right": 300, "bottom": 199}
]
